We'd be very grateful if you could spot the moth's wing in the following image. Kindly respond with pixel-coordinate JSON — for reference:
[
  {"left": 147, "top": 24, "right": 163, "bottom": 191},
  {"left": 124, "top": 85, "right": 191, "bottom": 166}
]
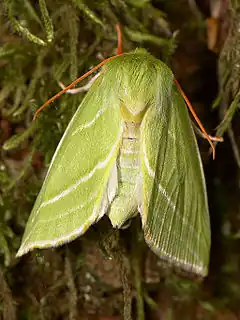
[
  {"left": 140, "top": 85, "right": 210, "bottom": 276},
  {"left": 17, "top": 75, "right": 122, "bottom": 256}
]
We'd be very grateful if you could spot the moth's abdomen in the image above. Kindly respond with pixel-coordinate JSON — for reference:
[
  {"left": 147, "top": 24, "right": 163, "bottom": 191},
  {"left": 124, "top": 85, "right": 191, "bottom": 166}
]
[{"left": 108, "top": 122, "right": 141, "bottom": 227}]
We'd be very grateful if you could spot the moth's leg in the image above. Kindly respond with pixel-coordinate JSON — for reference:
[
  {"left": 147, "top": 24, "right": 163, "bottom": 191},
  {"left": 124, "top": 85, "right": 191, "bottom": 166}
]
[
  {"left": 34, "top": 29, "right": 121, "bottom": 119},
  {"left": 58, "top": 72, "right": 101, "bottom": 94},
  {"left": 193, "top": 123, "right": 224, "bottom": 142},
  {"left": 58, "top": 25, "right": 123, "bottom": 95}
]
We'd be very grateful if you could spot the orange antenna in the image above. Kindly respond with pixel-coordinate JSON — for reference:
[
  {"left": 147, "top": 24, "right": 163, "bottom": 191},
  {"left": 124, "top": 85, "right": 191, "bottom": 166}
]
[
  {"left": 174, "top": 79, "right": 223, "bottom": 159},
  {"left": 116, "top": 24, "right": 123, "bottom": 55},
  {"left": 33, "top": 54, "right": 122, "bottom": 120},
  {"left": 34, "top": 25, "right": 125, "bottom": 120}
]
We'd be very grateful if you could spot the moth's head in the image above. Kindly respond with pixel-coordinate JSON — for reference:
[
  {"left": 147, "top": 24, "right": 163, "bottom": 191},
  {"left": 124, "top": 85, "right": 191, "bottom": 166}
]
[{"left": 104, "top": 49, "right": 174, "bottom": 119}]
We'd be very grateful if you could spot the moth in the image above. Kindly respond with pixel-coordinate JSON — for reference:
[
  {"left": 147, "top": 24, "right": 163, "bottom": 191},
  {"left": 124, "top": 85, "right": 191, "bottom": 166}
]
[{"left": 17, "top": 29, "right": 217, "bottom": 277}]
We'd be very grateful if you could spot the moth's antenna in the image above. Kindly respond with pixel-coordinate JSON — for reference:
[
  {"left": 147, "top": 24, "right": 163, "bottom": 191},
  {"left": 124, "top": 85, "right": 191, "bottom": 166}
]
[
  {"left": 116, "top": 24, "right": 123, "bottom": 55},
  {"left": 34, "top": 25, "right": 125, "bottom": 120},
  {"left": 174, "top": 79, "right": 223, "bottom": 159},
  {"left": 33, "top": 55, "right": 121, "bottom": 120}
]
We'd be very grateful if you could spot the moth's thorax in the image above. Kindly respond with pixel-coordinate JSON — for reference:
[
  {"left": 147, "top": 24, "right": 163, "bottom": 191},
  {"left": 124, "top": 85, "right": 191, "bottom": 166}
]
[
  {"left": 107, "top": 121, "right": 141, "bottom": 228},
  {"left": 120, "top": 101, "right": 147, "bottom": 122}
]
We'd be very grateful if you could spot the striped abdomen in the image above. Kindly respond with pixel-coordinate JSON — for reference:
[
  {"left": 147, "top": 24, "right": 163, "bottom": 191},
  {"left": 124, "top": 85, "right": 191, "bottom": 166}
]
[{"left": 108, "top": 121, "right": 141, "bottom": 227}]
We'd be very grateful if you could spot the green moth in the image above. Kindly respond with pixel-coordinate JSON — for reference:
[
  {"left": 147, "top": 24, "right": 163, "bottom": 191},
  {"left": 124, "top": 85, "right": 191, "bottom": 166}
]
[{"left": 17, "top": 49, "right": 210, "bottom": 277}]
